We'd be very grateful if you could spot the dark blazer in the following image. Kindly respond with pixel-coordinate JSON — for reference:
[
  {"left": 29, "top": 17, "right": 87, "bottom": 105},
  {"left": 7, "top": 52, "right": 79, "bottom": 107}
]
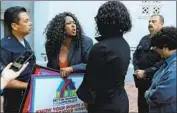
[
  {"left": 77, "top": 35, "right": 130, "bottom": 113},
  {"left": 46, "top": 35, "right": 93, "bottom": 72},
  {"left": 0, "top": 34, "right": 36, "bottom": 82}
]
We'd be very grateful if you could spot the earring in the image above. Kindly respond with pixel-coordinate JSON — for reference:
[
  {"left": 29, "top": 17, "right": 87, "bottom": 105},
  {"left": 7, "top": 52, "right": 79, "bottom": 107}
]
[{"left": 64, "top": 32, "right": 67, "bottom": 38}]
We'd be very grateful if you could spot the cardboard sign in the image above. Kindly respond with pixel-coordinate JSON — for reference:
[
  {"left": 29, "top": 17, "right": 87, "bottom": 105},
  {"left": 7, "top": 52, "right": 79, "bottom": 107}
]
[{"left": 20, "top": 65, "right": 86, "bottom": 113}]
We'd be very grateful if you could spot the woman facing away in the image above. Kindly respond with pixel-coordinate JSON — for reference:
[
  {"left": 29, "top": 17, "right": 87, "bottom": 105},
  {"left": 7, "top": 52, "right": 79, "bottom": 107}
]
[
  {"left": 44, "top": 12, "right": 93, "bottom": 78},
  {"left": 77, "top": 1, "right": 132, "bottom": 113}
]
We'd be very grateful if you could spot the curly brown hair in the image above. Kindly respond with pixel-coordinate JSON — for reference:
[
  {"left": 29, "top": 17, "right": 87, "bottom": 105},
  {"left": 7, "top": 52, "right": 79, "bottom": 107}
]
[{"left": 44, "top": 12, "right": 84, "bottom": 55}]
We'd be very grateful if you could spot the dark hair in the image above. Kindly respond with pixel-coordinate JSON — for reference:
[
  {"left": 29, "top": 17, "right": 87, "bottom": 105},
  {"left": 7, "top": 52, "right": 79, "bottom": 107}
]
[
  {"left": 151, "top": 26, "right": 177, "bottom": 50},
  {"left": 4, "top": 6, "right": 27, "bottom": 31},
  {"left": 151, "top": 14, "right": 164, "bottom": 24},
  {"left": 44, "top": 12, "right": 83, "bottom": 54},
  {"left": 95, "top": 1, "right": 132, "bottom": 36}
]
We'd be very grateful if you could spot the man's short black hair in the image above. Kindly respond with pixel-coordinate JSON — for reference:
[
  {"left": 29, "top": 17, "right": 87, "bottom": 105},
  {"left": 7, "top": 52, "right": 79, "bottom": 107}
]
[
  {"left": 151, "top": 26, "right": 177, "bottom": 50},
  {"left": 4, "top": 6, "right": 27, "bottom": 31}
]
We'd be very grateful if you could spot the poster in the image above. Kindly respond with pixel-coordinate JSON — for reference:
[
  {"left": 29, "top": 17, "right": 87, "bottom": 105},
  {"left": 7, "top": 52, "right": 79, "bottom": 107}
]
[{"left": 20, "top": 66, "right": 86, "bottom": 113}]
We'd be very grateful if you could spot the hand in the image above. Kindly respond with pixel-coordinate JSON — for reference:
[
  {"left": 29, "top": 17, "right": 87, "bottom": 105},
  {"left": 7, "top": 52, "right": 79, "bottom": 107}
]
[
  {"left": 1, "top": 62, "right": 29, "bottom": 89},
  {"left": 1, "top": 62, "right": 29, "bottom": 83},
  {"left": 135, "top": 69, "right": 145, "bottom": 79},
  {"left": 60, "top": 67, "right": 73, "bottom": 78}
]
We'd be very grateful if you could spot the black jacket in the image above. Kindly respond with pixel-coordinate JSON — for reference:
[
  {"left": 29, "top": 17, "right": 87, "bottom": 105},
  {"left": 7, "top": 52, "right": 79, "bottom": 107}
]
[
  {"left": 77, "top": 35, "right": 130, "bottom": 112},
  {"left": 133, "top": 34, "right": 162, "bottom": 88},
  {"left": 0, "top": 34, "right": 36, "bottom": 82}
]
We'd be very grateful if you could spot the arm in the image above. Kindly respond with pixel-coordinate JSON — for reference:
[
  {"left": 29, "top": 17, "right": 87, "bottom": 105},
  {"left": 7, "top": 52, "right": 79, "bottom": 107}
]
[
  {"left": 133, "top": 38, "right": 144, "bottom": 71},
  {"left": 137, "top": 50, "right": 163, "bottom": 78},
  {"left": 144, "top": 60, "right": 163, "bottom": 78},
  {"left": 1, "top": 62, "right": 28, "bottom": 90},
  {"left": 76, "top": 45, "right": 94, "bottom": 104},
  {"left": 72, "top": 36, "right": 93, "bottom": 72},
  {"left": 145, "top": 70, "right": 176, "bottom": 106},
  {"left": 77, "top": 43, "right": 107, "bottom": 104},
  {"left": 0, "top": 47, "right": 11, "bottom": 72},
  {"left": 6, "top": 80, "right": 28, "bottom": 88},
  {"left": 133, "top": 50, "right": 139, "bottom": 71},
  {"left": 76, "top": 72, "right": 90, "bottom": 103}
]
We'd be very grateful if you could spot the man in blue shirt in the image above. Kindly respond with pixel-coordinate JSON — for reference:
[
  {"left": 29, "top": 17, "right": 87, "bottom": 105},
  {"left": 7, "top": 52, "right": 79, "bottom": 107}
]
[{"left": 137, "top": 26, "right": 176, "bottom": 113}]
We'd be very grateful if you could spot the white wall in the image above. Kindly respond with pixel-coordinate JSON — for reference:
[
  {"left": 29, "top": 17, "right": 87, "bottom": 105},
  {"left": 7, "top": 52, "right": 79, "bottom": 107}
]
[{"left": 34, "top": 1, "right": 52, "bottom": 65}]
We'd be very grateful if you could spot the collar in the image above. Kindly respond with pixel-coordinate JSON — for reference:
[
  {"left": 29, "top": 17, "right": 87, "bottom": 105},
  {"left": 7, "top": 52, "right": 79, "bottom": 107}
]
[
  {"left": 95, "top": 34, "right": 123, "bottom": 42},
  {"left": 1, "top": 33, "right": 30, "bottom": 53},
  {"left": 165, "top": 52, "right": 176, "bottom": 65},
  {"left": 95, "top": 35, "right": 107, "bottom": 42}
]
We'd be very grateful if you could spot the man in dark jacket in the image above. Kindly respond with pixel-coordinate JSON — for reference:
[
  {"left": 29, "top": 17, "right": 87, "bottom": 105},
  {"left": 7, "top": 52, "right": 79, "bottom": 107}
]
[
  {"left": 0, "top": 6, "right": 35, "bottom": 112},
  {"left": 133, "top": 14, "right": 164, "bottom": 113}
]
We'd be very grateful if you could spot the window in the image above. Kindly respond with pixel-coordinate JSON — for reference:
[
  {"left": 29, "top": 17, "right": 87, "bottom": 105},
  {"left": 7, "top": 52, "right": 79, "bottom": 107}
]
[
  {"left": 138, "top": 1, "right": 162, "bottom": 19},
  {"left": 142, "top": 7, "right": 150, "bottom": 14},
  {"left": 153, "top": 7, "right": 160, "bottom": 14}
]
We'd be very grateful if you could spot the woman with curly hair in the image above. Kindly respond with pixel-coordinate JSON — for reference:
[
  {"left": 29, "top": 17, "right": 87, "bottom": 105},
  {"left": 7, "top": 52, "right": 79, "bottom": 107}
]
[
  {"left": 44, "top": 12, "right": 93, "bottom": 77},
  {"left": 77, "top": 1, "right": 132, "bottom": 113}
]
